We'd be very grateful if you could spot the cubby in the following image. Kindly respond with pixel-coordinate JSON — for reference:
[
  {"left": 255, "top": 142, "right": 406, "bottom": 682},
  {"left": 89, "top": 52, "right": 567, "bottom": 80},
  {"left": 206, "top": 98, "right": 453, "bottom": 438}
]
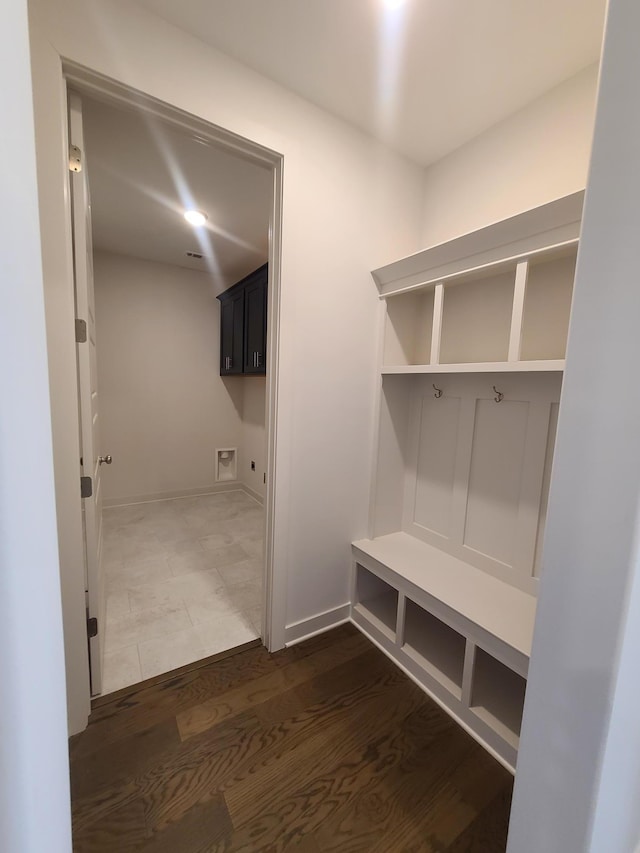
[
  {"left": 440, "top": 267, "right": 514, "bottom": 364},
  {"left": 470, "top": 648, "right": 527, "bottom": 748},
  {"left": 402, "top": 599, "right": 465, "bottom": 699},
  {"left": 383, "top": 288, "right": 434, "bottom": 366},
  {"left": 354, "top": 564, "right": 398, "bottom": 641},
  {"left": 378, "top": 230, "right": 578, "bottom": 373},
  {"left": 520, "top": 246, "right": 576, "bottom": 361},
  {"left": 352, "top": 193, "right": 583, "bottom": 771}
]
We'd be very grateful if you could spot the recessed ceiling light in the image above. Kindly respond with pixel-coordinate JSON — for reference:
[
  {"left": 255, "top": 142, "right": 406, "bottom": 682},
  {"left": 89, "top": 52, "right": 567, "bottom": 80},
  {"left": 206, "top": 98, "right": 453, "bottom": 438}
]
[
  {"left": 184, "top": 210, "right": 208, "bottom": 227},
  {"left": 383, "top": 0, "right": 405, "bottom": 8}
]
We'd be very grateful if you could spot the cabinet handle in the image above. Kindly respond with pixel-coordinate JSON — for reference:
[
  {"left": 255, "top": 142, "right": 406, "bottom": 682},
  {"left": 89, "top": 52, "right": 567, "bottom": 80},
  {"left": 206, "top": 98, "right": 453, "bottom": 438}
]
[{"left": 256, "top": 352, "right": 262, "bottom": 367}]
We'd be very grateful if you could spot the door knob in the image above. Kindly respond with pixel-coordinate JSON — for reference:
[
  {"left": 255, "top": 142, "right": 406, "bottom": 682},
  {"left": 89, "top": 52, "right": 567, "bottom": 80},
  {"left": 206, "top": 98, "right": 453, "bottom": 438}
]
[{"left": 98, "top": 455, "right": 113, "bottom": 465}]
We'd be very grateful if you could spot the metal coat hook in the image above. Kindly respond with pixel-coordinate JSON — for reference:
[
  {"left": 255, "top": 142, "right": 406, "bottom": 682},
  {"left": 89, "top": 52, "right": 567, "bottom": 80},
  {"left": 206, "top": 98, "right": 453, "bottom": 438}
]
[
  {"left": 433, "top": 384, "right": 443, "bottom": 399},
  {"left": 493, "top": 386, "right": 504, "bottom": 403}
]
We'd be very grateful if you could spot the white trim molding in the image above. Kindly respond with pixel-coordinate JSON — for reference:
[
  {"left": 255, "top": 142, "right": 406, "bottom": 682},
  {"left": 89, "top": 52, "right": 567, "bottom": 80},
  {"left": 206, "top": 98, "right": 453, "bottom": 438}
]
[{"left": 284, "top": 604, "right": 351, "bottom": 647}]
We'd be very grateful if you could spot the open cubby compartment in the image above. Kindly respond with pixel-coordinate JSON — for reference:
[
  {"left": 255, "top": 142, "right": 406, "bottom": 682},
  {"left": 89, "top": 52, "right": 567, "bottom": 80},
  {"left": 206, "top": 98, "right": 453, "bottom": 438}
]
[
  {"left": 383, "top": 287, "right": 434, "bottom": 366},
  {"left": 402, "top": 598, "right": 466, "bottom": 699},
  {"left": 470, "top": 647, "right": 527, "bottom": 749},
  {"left": 520, "top": 245, "right": 577, "bottom": 361},
  {"left": 439, "top": 264, "right": 516, "bottom": 364},
  {"left": 354, "top": 564, "right": 399, "bottom": 641}
]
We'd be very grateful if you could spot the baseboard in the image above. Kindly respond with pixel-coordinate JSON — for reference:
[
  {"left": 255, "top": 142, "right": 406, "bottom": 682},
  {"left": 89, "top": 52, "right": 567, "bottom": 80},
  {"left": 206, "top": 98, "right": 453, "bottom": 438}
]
[
  {"left": 284, "top": 603, "right": 351, "bottom": 647},
  {"left": 103, "top": 483, "right": 246, "bottom": 508},
  {"left": 240, "top": 483, "right": 264, "bottom": 505}
]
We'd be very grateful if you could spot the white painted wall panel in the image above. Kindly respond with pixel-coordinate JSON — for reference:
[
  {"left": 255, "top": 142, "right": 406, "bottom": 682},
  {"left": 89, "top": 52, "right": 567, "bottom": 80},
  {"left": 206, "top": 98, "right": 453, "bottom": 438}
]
[
  {"left": 508, "top": 1, "right": 640, "bottom": 848},
  {"left": 372, "top": 376, "right": 413, "bottom": 538},
  {"left": 413, "top": 395, "right": 461, "bottom": 537},
  {"left": 0, "top": 0, "right": 72, "bottom": 848},
  {"left": 464, "top": 398, "right": 529, "bottom": 567},
  {"left": 400, "top": 374, "right": 560, "bottom": 593}
]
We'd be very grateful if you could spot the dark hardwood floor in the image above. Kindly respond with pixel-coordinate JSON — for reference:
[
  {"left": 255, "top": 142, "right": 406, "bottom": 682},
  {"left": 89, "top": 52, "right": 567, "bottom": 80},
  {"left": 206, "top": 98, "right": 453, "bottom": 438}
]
[{"left": 70, "top": 624, "right": 513, "bottom": 852}]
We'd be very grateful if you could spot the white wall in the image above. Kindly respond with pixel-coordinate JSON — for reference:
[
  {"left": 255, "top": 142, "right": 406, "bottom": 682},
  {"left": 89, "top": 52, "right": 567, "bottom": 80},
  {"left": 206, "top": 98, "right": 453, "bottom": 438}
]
[
  {"left": 28, "top": 0, "right": 92, "bottom": 734},
  {"left": 240, "top": 377, "right": 266, "bottom": 501},
  {"left": 421, "top": 64, "right": 599, "bottom": 247},
  {"left": 28, "top": 0, "right": 424, "bottom": 725},
  {"left": 0, "top": 0, "right": 72, "bottom": 849},
  {"left": 508, "top": 0, "right": 640, "bottom": 849},
  {"left": 94, "top": 250, "right": 247, "bottom": 502}
]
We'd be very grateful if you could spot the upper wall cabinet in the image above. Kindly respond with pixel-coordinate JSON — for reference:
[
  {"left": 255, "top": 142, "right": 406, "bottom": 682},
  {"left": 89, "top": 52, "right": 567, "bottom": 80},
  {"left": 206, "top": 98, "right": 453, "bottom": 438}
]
[{"left": 217, "top": 263, "right": 268, "bottom": 376}]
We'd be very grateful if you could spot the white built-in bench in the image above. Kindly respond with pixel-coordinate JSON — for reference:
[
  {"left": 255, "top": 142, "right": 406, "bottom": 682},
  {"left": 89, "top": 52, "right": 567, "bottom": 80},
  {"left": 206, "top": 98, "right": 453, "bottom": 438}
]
[{"left": 351, "top": 532, "right": 537, "bottom": 771}]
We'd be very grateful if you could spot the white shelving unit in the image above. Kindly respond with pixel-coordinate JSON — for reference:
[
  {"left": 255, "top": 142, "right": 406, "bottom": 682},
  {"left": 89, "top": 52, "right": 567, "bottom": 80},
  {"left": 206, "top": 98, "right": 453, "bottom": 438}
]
[
  {"left": 351, "top": 192, "right": 583, "bottom": 772},
  {"left": 380, "top": 242, "right": 577, "bottom": 374}
]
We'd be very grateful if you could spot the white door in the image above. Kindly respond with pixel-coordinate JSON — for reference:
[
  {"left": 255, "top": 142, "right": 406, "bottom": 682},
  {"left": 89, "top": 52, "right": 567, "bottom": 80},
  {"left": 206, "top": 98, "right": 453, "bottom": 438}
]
[{"left": 69, "top": 92, "right": 106, "bottom": 696}]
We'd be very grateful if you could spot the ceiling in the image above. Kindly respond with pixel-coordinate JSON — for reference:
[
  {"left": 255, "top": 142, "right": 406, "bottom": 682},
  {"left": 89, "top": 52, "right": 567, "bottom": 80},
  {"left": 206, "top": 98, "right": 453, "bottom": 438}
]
[
  {"left": 81, "top": 95, "right": 272, "bottom": 287},
  {"left": 135, "top": 0, "right": 606, "bottom": 167}
]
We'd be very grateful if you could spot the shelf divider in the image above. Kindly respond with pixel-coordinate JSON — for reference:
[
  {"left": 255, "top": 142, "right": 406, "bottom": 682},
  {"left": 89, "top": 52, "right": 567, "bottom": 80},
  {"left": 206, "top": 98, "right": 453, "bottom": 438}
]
[
  {"left": 396, "top": 592, "right": 407, "bottom": 647},
  {"left": 462, "top": 641, "right": 477, "bottom": 706},
  {"left": 429, "top": 282, "right": 444, "bottom": 366},
  {"left": 508, "top": 260, "right": 529, "bottom": 362}
]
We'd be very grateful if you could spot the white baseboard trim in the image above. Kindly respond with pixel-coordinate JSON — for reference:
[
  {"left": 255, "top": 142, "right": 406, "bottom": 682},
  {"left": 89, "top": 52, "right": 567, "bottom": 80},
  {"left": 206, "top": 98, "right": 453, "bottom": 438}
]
[
  {"left": 284, "top": 603, "right": 351, "bottom": 647},
  {"left": 240, "top": 483, "right": 264, "bottom": 505},
  {"left": 103, "top": 482, "right": 248, "bottom": 509}
]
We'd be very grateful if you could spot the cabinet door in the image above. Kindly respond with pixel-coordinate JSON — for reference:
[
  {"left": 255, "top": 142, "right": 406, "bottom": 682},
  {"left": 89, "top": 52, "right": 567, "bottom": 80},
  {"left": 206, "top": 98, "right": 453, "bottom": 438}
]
[
  {"left": 244, "top": 271, "right": 267, "bottom": 374},
  {"left": 219, "top": 290, "right": 244, "bottom": 375}
]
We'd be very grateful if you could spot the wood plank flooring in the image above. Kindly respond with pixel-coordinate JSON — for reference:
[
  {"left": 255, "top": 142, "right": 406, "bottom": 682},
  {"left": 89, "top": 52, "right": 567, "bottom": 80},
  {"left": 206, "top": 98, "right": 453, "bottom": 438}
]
[{"left": 70, "top": 624, "right": 513, "bottom": 852}]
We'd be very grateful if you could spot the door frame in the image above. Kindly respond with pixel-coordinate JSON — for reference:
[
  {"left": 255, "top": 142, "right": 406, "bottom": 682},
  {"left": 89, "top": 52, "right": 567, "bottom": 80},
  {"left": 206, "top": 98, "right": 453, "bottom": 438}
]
[
  {"left": 55, "top": 61, "right": 285, "bottom": 725},
  {"left": 68, "top": 91, "right": 106, "bottom": 695}
]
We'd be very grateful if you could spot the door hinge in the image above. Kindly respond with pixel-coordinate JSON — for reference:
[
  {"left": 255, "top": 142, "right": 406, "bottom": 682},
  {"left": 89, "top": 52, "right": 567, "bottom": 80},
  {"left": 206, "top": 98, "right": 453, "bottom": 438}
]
[
  {"left": 75, "top": 318, "right": 87, "bottom": 343},
  {"left": 80, "top": 475, "right": 93, "bottom": 498},
  {"left": 87, "top": 616, "right": 98, "bottom": 639},
  {"left": 69, "top": 144, "right": 82, "bottom": 173}
]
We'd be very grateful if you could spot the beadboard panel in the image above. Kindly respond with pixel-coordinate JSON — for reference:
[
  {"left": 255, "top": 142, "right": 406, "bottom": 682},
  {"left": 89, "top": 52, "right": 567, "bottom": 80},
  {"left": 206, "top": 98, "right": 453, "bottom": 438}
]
[
  {"left": 464, "top": 398, "right": 530, "bottom": 567},
  {"left": 412, "top": 394, "right": 461, "bottom": 539},
  {"left": 398, "top": 373, "right": 561, "bottom": 593}
]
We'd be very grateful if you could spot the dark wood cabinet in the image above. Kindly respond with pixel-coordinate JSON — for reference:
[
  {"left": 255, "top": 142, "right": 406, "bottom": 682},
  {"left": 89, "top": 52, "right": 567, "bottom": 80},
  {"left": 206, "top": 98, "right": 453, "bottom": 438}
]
[
  {"left": 219, "top": 287, "right": 244, "bottom": 375},
  {"left": 243, "top": 272, "right": 268, "bottom": 374},
  {"left": 217, "top": 263, "right": 267, "bottom": 376}
]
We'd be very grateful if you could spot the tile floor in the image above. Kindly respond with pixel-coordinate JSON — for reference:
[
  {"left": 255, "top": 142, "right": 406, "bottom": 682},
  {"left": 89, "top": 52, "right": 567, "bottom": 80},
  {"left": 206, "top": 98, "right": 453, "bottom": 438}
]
[{"left": 101, "top": 490, "right": 263, "bottom": 695}]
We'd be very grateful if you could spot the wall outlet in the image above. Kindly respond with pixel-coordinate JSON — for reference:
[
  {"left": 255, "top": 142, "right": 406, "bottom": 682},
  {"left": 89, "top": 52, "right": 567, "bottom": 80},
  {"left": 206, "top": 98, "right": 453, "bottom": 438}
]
[{"left": 251, "top": 460, "right": 255, "bottom": 471}]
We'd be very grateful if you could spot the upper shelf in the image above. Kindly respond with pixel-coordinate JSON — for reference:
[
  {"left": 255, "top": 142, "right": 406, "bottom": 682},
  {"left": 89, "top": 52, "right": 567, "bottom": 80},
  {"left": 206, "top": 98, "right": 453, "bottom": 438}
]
[
  {"left": 380, "top": 228, "right": 578, "bottom": 374},
  {"left": 381, "top": 360, "right": 565, "bottom": 375},
  {"left": 372, "top": 191, "right": 584, "bottom": 298}
]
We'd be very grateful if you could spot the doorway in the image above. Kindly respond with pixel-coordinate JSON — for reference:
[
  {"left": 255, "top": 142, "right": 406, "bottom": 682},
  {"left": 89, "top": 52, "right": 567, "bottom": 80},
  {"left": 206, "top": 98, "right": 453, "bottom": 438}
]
[{"left": 69, "top": 78, "right": 281, "bottom": 697}]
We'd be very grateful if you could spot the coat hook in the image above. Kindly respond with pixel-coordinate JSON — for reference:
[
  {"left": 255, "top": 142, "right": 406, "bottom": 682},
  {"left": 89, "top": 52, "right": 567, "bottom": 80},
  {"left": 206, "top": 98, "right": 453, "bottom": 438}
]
[
  {"left": 493, "top": 386, "right": 504, "bottom": 403},
  {"left": 433, "top": 384, "right": 443, "bottom": 399}
]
